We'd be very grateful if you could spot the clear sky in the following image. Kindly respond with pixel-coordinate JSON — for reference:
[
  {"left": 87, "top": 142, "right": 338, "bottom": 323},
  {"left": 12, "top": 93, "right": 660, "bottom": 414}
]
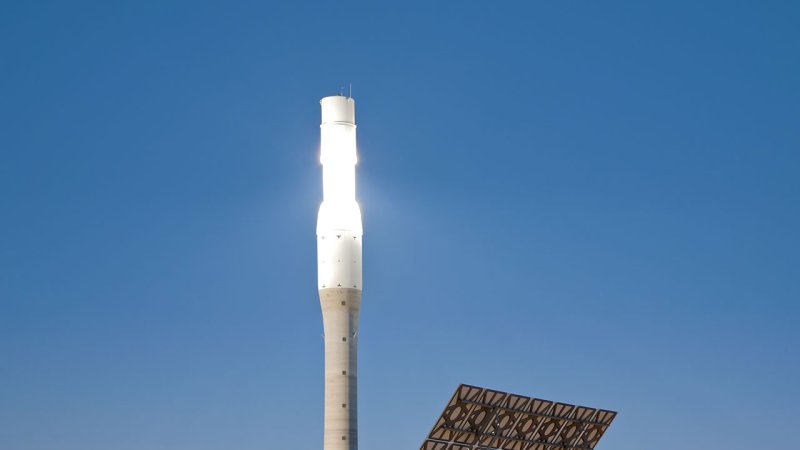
[{"left": 1, "top": 1, "right": 798, "bottom": 449}]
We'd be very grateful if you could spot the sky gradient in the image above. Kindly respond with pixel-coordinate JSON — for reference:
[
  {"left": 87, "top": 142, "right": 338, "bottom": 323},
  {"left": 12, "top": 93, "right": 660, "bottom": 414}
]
[{"left": 1, "top": 2, "right": 799, "bottom": 449}]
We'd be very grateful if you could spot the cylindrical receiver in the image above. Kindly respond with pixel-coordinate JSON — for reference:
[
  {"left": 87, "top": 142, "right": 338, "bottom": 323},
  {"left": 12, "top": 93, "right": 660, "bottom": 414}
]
[
  {"left": 317, "top": 94, "right": 362, "bottom": 289},
  {"left": 319, "top": 96, "right": 358, "bottom": 210}
]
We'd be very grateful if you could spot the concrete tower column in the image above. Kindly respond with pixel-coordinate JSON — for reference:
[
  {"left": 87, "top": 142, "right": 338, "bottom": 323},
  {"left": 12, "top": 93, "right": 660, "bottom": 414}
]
[{"left": 317, "top": 95, "right": 362, "bottom": 450}]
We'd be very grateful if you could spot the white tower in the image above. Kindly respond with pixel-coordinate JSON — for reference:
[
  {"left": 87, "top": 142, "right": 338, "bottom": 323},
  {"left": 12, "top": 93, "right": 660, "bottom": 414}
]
[{"left": 317, "top": 95, "right": 362, "bottom": 450}]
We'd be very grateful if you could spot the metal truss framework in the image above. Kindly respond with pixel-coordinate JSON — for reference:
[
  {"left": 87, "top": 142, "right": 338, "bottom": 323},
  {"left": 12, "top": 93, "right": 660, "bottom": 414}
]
[{"left": 420, "top": 384, "right": 616, "bottom": 450}]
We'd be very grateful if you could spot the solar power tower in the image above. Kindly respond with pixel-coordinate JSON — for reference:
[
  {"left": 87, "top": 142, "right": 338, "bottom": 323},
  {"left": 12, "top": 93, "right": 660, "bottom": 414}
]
[
  {"left": 316, "top": 95, "right": 362, "bottom": 450},
  {"left": 420, "top": 385, "right": 616, "bottom": 450}
]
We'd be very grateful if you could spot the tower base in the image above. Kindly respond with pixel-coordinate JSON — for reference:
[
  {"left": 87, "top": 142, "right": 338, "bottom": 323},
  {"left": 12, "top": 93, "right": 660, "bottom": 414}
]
[{"left": 319, "top": 288, "right": 361, "bottom": 450}]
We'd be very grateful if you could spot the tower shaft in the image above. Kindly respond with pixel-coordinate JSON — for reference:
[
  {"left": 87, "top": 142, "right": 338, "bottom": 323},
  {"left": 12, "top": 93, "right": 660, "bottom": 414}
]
[{"left": 317, "top": 95, "right": 361, "bottom": 450}]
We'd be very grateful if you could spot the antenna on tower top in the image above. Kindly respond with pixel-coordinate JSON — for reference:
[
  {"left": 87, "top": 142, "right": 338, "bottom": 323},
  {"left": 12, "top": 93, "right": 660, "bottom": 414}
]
[{"left": 349, "top": 82, "right": 352, "bottom": 98}]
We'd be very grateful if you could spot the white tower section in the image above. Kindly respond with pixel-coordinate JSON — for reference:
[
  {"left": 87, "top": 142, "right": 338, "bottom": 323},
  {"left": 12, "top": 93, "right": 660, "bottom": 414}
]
[{"left": 317, "top": 95, "right": 362, "bottom": 450}]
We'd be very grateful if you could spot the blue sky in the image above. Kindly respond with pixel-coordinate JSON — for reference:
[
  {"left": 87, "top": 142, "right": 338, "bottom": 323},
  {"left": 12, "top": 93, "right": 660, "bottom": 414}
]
[{"left": 1, "top": 1, "right": 798, "bottom": 449}]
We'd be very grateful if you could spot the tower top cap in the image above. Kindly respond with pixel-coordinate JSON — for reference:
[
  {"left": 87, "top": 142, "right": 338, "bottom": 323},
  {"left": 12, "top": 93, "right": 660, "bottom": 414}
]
[{"left": 320, "top": 95, "right": 355, "bottom": 125}]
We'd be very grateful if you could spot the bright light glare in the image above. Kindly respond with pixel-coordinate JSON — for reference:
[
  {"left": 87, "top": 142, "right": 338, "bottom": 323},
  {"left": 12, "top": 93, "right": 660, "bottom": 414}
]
[
  {"left": 318, "top": 121, "right": 362, "bottom": 234},
  {"left": 323, "top": 163, "right": 355, "bottom": 203}
]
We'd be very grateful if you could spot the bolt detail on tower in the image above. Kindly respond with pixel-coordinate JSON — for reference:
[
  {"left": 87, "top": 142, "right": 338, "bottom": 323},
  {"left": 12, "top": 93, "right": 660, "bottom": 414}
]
[{"left": 317, "top": 95, "right": 362, "bottom": 450}]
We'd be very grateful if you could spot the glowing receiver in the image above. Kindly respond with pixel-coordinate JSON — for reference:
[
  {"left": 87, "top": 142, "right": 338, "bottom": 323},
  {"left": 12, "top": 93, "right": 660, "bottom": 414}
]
[{"left": 317, "top": 95, "right": 362, "bottom": 291}]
